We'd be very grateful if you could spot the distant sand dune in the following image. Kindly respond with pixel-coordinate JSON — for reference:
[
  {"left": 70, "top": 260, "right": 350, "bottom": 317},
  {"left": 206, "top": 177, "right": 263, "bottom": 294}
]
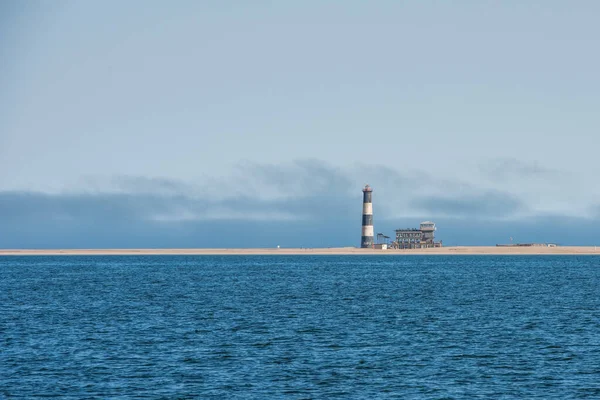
[{"left": 0, "top": 246, "right": 599, "bottom": 256}]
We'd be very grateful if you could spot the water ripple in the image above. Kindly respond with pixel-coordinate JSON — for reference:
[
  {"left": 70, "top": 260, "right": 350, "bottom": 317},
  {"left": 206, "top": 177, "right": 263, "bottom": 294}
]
[{"left": 1, "top": 255, "right": 600, "bottom": 398}]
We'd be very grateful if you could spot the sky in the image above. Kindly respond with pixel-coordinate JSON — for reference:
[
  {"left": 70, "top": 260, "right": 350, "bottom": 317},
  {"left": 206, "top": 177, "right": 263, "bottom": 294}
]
[{"left": 1, "top": 1, "right": 599, "bottom": 248}]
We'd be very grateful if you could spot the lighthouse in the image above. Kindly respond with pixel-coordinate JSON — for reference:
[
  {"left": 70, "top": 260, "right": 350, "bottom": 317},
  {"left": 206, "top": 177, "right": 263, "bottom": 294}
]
[{"left": 361, "top": 185, "right": 374, "bottom": 248}]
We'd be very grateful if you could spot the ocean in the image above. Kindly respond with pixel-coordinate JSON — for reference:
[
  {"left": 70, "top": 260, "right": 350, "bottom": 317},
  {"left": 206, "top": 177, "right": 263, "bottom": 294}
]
[{"left": 1, "top": 255, "right": 599, "bottom": 399}]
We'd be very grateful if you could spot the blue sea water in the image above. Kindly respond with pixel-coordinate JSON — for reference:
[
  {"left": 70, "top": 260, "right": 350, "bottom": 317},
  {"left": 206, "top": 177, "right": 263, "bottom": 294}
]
[{"left": 1, "top": 255, "right": 600, "bottom": 399}]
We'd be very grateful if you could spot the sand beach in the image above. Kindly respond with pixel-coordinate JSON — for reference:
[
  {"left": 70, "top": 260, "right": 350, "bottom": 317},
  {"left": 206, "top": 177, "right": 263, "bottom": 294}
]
[{"left": 0, "top": 246, "right": 599, "bottom": 256}]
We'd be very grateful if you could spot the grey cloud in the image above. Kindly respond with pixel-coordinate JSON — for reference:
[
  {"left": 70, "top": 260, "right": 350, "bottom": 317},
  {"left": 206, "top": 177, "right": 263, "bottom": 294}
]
[
  {"left": 94, "top": 159, "right": 359, "bottom": 221},
  {"left": 79, "top": 175, "right": 197, "bottom": 196},
  {"left": 357, "top": 162, "right": 478, "bottom": 196},
  {"left": 1, "top": 191, "right": 597, "bottom": 249},
  {"left": 0, "top": 180, "right": 357, "bottom": 226},
  {"left": 0, "top": 191, "right": 188, "bottom": 222},
  {"left": 0, "top": 160, "right": 539, "bottom": 229},
  {"left": 480, "top": 158, "right": 561, "bottom": 181},
  {"left": 356, "top": 163, "right": 435, "bottom": 188},
  {"left": 410, "top": 191, "right": 525, "bottom": 218},
  {"left": 237, "top": 159, "right": 354, "bottom": 197},
  {"left": 592, "top": 204, "right": 600, "bottom": 219},
  {"left": 1, "top": 159, "right": 598, "bottom": 248},
  {"left": 86, "top": 159, "right": 356, "bottom": 202},
  {"left": 111, "top": 176, "right": 194, "bottom": 195}
]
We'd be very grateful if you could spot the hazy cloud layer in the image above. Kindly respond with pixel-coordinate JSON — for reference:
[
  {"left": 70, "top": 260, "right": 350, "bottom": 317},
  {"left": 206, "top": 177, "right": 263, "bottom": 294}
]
[
  {"left": 0, "top": 158, "right": 586, "bottom": 221},
  {"left": 479, "top": 158, "right": 564, "bottom": 181},
  {"left": 1, "top": 159, "right": 597, "bottom": 248},
  {"left": 410, "top": 192, "right": 526, "bottom": 219},
  {"left": 1, "top": 190, "right": 598, "bottom": 248}
]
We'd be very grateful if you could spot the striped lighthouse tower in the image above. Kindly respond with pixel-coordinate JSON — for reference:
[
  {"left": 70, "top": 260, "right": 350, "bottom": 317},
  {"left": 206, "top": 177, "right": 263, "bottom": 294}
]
[{"left": 361, "top": 185, "right": 374, "bottom": 248}]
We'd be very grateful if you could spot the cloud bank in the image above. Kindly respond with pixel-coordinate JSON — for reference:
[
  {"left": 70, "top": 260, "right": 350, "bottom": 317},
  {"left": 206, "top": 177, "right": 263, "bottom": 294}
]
[{"left": 1, "top": 159, "right": 597, "bottom": 248}]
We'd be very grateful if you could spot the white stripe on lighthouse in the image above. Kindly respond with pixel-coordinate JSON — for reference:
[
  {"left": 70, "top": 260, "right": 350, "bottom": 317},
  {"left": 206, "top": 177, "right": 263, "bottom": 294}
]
[{"left": 362, "top": 203, "right": 372, "bottom": 215}]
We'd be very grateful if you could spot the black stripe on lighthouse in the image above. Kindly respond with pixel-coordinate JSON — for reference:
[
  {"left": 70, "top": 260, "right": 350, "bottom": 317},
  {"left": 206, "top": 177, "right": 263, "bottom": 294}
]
[{"left": 363, "top": 191, "right": 372, "bottom": 203}]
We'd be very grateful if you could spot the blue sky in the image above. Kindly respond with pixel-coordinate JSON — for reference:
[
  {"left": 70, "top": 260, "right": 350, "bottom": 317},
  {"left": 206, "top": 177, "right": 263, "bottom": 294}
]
[{"left": 1, "top": 1, "right": 599, "bottom": 248}]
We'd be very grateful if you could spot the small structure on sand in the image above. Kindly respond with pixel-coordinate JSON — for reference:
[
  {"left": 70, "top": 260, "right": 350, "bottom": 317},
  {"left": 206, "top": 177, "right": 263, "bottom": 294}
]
[{"left": 393, "top": 221, "right": 442, "bottom": 249}]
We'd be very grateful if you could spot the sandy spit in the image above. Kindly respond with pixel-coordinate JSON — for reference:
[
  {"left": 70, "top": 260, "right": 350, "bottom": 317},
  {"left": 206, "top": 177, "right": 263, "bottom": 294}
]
[{"left": 1, "top": 246, "right": 599, "bottom": 256}]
